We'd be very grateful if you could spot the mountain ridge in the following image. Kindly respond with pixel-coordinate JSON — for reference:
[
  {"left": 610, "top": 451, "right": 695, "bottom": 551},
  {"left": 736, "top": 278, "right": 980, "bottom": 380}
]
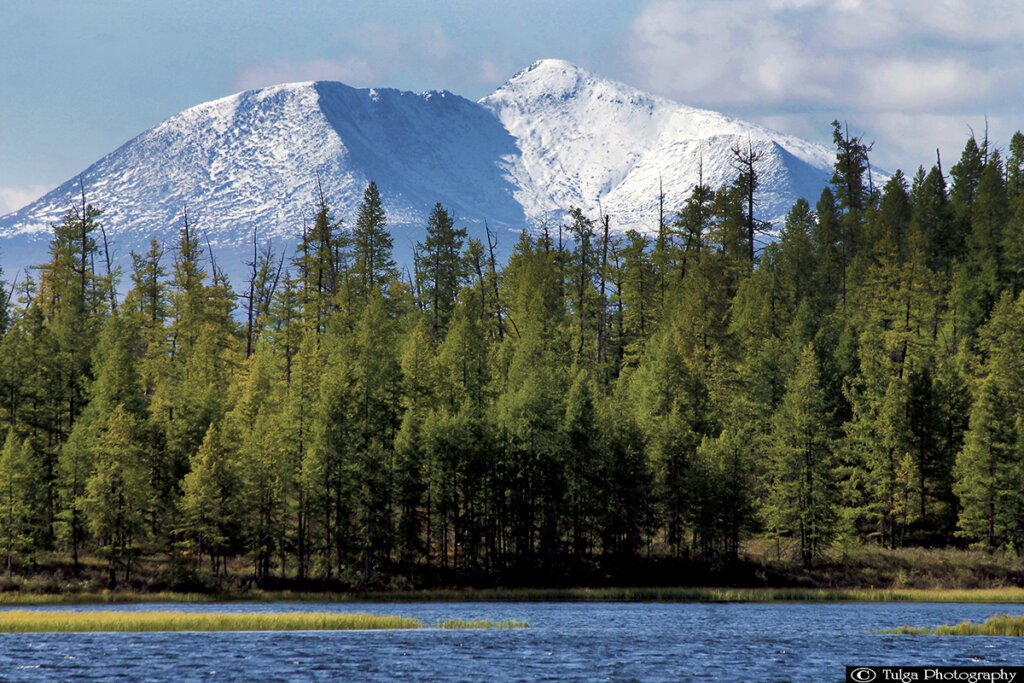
[{"left": 0, "top": 59, "right": 835, "bottom": 287}]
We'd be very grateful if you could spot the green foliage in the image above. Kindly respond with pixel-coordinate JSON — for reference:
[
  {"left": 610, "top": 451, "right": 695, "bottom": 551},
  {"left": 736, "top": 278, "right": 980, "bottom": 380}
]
[
  {"left": 0, "top": 430, "right": 44, "bottom": 574},
  {"left": 179, "top": 421, "right": 240, "bottom": 575},
  {"left": 954, "top": 292, "right": 1024, "bottom": 552},
  {"left": 767, "top": 345, "right": 836, "bottom": 565},
  {"left": 5, "top": 127, "right": 1024, "bottom": 587},
  {"left": 417, "top": 203, "right": 467, "bottom": 334},
  {"left": 82, "top": 406, "right": 152, "bottom": 583},
  {"left": 691, "top": 429, "right": 755, "bottom": 563},
  {"left": 350, "top": 181, "right": 396, "bottom": 302},
  {"left": 886, "top": 613, "right": 1024, "bottom": 636},
  {"left": 295, "top": 188, "right": 344, "bottom": 335}
]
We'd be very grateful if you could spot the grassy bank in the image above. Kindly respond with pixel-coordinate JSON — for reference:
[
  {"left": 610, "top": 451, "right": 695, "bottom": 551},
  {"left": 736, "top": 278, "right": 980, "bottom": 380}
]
[
  {"left": 884, "top": 613, "right": 1024, "bottom": 636},
  {"left": 0, "top": 610, "right": 531, "bottom": 632},
  {"left": 0, "top": 610, "right": 424, "bottom": 632},
  {"left": 439, "top": 618, "right": 529, "bottom": 629},
  {"left": 2, "top": 544, "right": 1022, "bottom": 604},
  {"left": 248, "top": 586, "right": 1024, "bottom": 604},
  {"left": 3, "top": 586, "right": 1024, "bottom": 605}
]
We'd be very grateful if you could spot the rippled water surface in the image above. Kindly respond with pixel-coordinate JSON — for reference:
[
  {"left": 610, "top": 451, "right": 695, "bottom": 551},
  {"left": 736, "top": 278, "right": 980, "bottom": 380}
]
[{"left": 1, "top": 601, "right": 1022, "bottom": 681}]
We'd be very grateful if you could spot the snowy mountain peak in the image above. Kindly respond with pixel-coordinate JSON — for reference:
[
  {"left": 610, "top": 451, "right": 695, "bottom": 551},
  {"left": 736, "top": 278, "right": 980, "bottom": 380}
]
[
  {"left": 0, "top": 61, "right": 835, "bottom": 290},
  {"left": 490, "top": 58, "right": 645, "bottom": 110},
  {"left": 526, "top": 58, "right": 583, "bottom": 73},
  {"left": 480, "top": 61, "right": 834, "bottom": 233},
  {"left": 506, "top": 59, "right": 592, "bottom": 92}
]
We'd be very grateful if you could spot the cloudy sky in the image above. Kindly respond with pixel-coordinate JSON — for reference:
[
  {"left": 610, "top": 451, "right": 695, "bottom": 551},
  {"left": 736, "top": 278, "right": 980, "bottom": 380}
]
[{"left": 1, "top": 0, "right": 1019, "bottom": 214}]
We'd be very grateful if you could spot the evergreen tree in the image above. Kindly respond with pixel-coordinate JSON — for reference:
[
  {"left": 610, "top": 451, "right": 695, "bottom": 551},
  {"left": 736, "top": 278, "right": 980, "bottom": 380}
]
[
  {"left": 910, "top": 165, "right": 955, "bottom": 275},
  {"left": 617, "top": 230, "right": 657, "bottom": 365},
  {"left": 954, "top": 376, "right": 1016, "bottom": 549},
  {"left": 1007, "top": 131, "right": 1024, "bottom": 203},
  {"left": 0, "top": 430, "right": 44, "bottom": 575},
  {"left": 950, "top": 136, "right": 986, "bottom": 235},
  {"left": 295, "top": 188, "right": 344, "bottom": 336},
  {"left": 124, "top": 240, "right": 169, "bottom": 402},
  {"left": 0, "top": 257, "right": 8, "bottom": 335},
  {"left": 871, "top": 170, "right": 912, "bottom": 262},
  {"left": 31, "top": 198, "right": 112, "bottom": 541},
  {"left": 565, "top": 207, "right": 600, "bottom": 363},
  {"left": 150, "top": 214, "right": 239, "bottom": 511},
  {"left": 417, "top": 203, "right": 467, "bottom": 334},
  {"left": 777, "top": 198, "right": 816, "bottom": 312},
  {"left": 767, "top": 344, "right": 836, "bottom": 565},
  {"left": 435, "top": 294, "right": 490, "bottom": 410},
  {"left": 179, "top": 421, "right": 239, "bottom": 576},
  {"left": 56, "top": 311, "right": 146, "bottom": 570},
  {"left": 82, "top": 405, "right": 152, "bottom": 584},
  {"left": 729, "top": 245, "right": 790, "bottom": 428},
  {"left": 596, "top": 388, "right": 653, "bottom": 558},
  {"left": 708, "top": 184, "right": 750, "bottom": 272},
  {"left": 671, "top": 181, "right": 714, "bottom": 282},
  {"left": 950, "top": 151, "right": 1010, "bottom": 342},
  {"left": 350, "top": 181, "right": 396, "bottom": 302},
  {"left": 811, "top": 187, "right": 843, "bottom": 309},
  {"left": 394, "top": 316, "right": 436, "bottom": 567},
  {"left": 629, "top": 329, "right": 713, "bottom": 556},
  {"left": 229, "top": 345, "right": 288, "bottom": 583},
  {"left": 562, "top": 368, "right": 601, "bottom": 557},
  {"left": 690, "top": 429, "right": 755, "bottom": 563},
  {"left": 278, "top": 330, "right": 322, "bottom": 579},
  {"left": 829, "top": 121, "right": 873, "bottom": 306}
]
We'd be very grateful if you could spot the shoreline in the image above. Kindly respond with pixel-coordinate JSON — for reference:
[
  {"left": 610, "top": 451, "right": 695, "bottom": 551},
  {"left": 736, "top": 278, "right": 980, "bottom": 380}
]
[{"left": 3, "top": 586, "right": 1024, "bottom": 606}]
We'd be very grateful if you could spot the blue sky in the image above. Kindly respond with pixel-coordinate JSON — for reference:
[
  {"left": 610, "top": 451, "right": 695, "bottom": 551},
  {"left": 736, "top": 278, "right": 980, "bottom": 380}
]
[{"left": 1, "top": 0, "right": 1020, "bottom": 213}]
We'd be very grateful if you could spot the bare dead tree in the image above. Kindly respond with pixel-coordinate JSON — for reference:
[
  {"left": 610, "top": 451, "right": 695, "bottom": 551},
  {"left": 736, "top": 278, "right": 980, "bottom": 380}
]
[
  {"left": 730, "top": 136, "right": 767, "bottom": 265},
  {"left": 598, "top": 209, "right": 610, "bottom": 369},
  {"left": 485, "top": 221, "right": 504, "bottom": 341}
]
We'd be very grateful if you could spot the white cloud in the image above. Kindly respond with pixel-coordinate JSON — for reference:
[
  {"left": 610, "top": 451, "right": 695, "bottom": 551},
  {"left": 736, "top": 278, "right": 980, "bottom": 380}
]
[
  {"left": 861, "top": 59, "right": 993, "bottom": 110},
  {"left": 476, "top": 59, "right": 506, "bottom": 84},
  {"left": 909, "top": 0, "right": 1024, "bottom": 43},
  {"left": 0, "top": 185, "right": 51, "bottom": 215},
  {"left": 629, "top": 0, "right": 1017, "bottom": 111},
  {"left": 629, "top": 0, "right": 1024, "bottom": 171},
  {"left": 867, "top": 112, "right": 1014, "bottom": 171}
]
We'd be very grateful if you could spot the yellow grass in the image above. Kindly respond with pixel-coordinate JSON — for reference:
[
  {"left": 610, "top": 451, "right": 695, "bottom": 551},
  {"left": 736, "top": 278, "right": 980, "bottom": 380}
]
[
  {"left": 885, "top": 613, "right": 1024, "bottom": 636},
  {"left": 438, "top": 618, "right": 529, "bottom": 629},
  {"left": 0, "top": 610, "right": 535, "bottom": 632},
  {"left": 0, "top": 610, "right": 423, "bottom": 632}
]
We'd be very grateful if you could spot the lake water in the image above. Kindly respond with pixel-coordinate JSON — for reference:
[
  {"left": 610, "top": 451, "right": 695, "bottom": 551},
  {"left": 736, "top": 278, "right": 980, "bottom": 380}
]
[{"left": 0, "top": 601, "right": 1022, "bottom": 681}]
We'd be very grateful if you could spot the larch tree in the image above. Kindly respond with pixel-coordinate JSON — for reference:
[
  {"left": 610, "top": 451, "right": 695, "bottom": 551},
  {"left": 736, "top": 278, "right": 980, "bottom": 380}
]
[
  {"left": 82, "top": 405, "right": 152, "bottom": 584},
  {"left": 350, "top": 181, "right": 396, "bottom": 303},
  {"left": 417, "top": 202, "right": 467, "bottom": 334},
  {"left": 179, "top": 421, "right": 239, "bottom": 577},
  {"left": 767, "top": 344, "right": 836, "bottom": 565},
  {"left": 0, "top": 430, "right": 44, "bottom": 575}
]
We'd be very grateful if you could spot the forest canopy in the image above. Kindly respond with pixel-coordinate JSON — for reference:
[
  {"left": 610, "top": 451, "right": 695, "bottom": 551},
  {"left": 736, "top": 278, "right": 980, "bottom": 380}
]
[{"left": 2, "top": 124, "right": 1024, "bottom": 589}]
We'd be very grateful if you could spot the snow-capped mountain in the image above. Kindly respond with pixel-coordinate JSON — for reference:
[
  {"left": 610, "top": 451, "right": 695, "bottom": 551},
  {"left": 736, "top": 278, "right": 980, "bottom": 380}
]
[
  {"left": 481, "top": 59, "right": 834, "bottom": 233},
  {"left": 0, "top": 59, "right": 835, "bottom": 289}
]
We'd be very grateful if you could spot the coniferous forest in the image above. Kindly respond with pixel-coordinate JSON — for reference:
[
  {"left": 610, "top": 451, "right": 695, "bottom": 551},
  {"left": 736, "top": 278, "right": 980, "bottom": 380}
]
[{"left": 2, "top": 122, "right": 1024, "bottom": 591}]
